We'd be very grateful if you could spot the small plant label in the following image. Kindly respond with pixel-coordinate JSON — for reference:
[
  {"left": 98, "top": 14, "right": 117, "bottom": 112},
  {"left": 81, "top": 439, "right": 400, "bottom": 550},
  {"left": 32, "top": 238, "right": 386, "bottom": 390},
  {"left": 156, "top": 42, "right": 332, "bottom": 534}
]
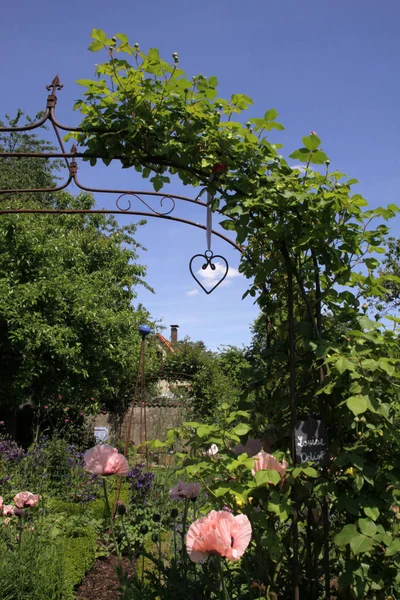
[
  {"left": 94, "top": 426, "right": 109, "bottom": 443},
  {"left": 294, "top": 419, "right": 329, "bottom": 466}
]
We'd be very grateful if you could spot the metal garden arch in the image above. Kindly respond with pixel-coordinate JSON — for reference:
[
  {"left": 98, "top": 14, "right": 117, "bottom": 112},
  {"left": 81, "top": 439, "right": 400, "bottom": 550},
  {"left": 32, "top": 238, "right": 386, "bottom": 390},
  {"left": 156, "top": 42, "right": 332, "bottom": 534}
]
[{"left": 0, "top": 76, "right": 331, "bottom": 600}]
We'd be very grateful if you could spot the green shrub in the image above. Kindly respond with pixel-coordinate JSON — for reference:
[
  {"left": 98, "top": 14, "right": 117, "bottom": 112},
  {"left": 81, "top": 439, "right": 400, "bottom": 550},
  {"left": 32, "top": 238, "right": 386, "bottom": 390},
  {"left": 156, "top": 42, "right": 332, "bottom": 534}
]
[
  {"left": 63, "top": 530, "right": 98, "bottom": 591},
  {"left": 0, "top": 507, "right": 99, "bottom": 600}
]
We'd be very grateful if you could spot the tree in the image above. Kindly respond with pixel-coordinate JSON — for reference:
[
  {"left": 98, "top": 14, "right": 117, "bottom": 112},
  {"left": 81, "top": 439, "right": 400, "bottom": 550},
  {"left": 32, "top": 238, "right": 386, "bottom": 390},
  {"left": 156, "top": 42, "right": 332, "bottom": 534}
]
[
  {"left": 0, "top": 118, "right": 154, "bottom": 436},
  {"left": 0, "top": 111, "right": 62, "bottom": 207},
  {"left": 161, "top": 338, "right": 246, "bottom": 420},
  {"left": 376, "top": 236, "right": 400, "bottom": 314}
]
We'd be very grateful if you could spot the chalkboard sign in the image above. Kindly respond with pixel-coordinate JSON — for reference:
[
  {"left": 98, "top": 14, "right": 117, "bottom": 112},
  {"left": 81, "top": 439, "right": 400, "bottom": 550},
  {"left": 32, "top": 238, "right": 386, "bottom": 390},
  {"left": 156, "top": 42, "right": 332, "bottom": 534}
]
[{"left": 294, "top": 419, "right": 329, "bottom": 466}]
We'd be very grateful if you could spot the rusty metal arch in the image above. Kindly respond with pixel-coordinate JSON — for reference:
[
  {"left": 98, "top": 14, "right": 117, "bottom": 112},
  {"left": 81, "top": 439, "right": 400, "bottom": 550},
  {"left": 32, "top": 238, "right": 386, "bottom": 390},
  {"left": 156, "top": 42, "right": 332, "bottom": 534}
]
[
  {"left": 0, "top": 76, "right": 329, "bottom": 599},
  {"left": 0, "top": 76, "right": 242, "bottom": 296}
]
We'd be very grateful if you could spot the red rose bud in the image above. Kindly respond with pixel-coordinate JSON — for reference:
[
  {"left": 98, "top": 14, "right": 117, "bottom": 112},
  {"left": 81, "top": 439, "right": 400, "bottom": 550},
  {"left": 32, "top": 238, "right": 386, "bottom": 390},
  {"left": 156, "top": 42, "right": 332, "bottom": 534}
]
[{"left": 212, "top": 163, "right": 227, "bottom": 174}]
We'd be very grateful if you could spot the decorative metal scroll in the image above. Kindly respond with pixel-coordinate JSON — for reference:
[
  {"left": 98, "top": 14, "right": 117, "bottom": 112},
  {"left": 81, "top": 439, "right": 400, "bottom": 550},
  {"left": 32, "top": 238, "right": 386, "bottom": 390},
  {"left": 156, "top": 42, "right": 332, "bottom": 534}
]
[{"left": 0, "top": 76, "right": 239, "bottom": 294}]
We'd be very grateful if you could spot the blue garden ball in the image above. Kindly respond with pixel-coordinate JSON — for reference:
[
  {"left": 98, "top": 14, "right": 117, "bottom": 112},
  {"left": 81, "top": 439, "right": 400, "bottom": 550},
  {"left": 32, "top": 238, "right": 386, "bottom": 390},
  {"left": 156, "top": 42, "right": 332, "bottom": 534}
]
[{"left": 139, "top": 324, "right": 151, "bottom": 337}]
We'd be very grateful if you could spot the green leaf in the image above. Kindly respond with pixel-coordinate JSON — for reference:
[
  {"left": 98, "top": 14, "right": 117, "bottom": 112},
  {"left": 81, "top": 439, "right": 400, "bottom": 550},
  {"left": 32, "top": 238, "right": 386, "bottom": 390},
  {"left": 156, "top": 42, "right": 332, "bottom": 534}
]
[
  {"left": 220, "top": 220, "right": 236, "bottom": 232},
  {"left": 289, "top": 148, "right": 310, "bottom": 162},
  {"left": 148, "top": 439, "right": 167, "bottom": 449},
  {"left": 358, "top": 315, "right": 380, "bottom": 331},
  {"left": 303, "top": 466, "right": 319, "bottom": 478},
  {"left": 334, "top": 525, "right": 374, "bottom": 553},
  {"left": 335, "top": 356, "right": 355, "bottom": 374},
  {"left": 254, "top": 470, "right": 281, "bottom": 486},
  {"left": 88, "top": 41, "right": 104, "bottom": 52},
  {"left": 360, "top": 359, "right": 378, "bottom": 371},
  {"left": 150, "top": 175, "right": 164, "bottom": 192},
  {"left": 309, "top": 150, "right": 329, "bottom": 164},
  {"left": 91, "top": 29, "right": 107, "bottom": 42},
  {"left": 385, "top": 539, "right": 400, "bottom": 557},
  {"left": 358, "top": 518, "right": 377, "bottom": 537},
  {"left": 148, "top": 48, "right": 161, "bottom": 62},
  {"left": 346, "top": 395, "right": 369, "bottom": 416},
  {"left": 350, "top": 533, "right": 375, "bottom": 554},
  {"left": 197, "top": 424, "right": 213, "bottom": 438},
  {"left": 334, "top": 524, "right": 358, "bottom": 546},
  {"left": 116, "top": 33, "right": 129, "bottom": 45},
  {"left": 302, "top": 134, "right": 321, "bottom": 151},
  {"left": 363, "top": 506, "right": 379, "bottom": 521},
  {"left": 352, "top": 475, "right": 364, "bottom": 493},
  {"left": 213, "top": 486, "right": 231, "bottom": 497},
  {"left": 264, "top": 109, "right": 279, "bottom": 120},
  {"left": 232, "top": 423, "right": 251, "bottom": 436}
]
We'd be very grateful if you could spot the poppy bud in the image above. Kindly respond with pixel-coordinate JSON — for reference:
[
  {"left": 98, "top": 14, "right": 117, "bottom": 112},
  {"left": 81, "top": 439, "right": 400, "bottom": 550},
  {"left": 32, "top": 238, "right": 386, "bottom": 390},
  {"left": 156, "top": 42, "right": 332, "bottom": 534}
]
[
  {"left": 170, "top": 508, "right": 179, "bottom": 519},
  {"left": 140, "top": 524, "right": 149, "bottom": 535},
  {"left": 117, "top": 502, "right": 127, "bottom": 516},
  {"left": 151, "top": 533, "right": 159, "bottom": 543},
  {"left": 152, "top": 513, "right": 161, "bottom": 523}
]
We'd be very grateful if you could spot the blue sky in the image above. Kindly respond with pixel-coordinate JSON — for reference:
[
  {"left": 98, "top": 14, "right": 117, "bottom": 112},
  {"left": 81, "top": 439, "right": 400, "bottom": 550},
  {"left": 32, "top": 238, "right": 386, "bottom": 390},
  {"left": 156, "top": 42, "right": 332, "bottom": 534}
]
[{"left": 1, "top": 0, "right": 399, "bottom": 350}]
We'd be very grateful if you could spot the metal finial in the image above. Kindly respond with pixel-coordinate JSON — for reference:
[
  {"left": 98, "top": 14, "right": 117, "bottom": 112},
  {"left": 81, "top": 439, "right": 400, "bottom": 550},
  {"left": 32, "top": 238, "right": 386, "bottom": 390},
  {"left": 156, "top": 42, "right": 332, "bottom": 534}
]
[{"left": 46, "top": 75, "right": 63, "bottom": 94}]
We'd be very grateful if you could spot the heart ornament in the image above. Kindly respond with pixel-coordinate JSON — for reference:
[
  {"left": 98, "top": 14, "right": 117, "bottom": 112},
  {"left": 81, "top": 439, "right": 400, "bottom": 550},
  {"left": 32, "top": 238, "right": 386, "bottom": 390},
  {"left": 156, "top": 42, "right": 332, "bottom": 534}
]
[{"left": 189, "top": 250, "right": 229, "bottom": 295}]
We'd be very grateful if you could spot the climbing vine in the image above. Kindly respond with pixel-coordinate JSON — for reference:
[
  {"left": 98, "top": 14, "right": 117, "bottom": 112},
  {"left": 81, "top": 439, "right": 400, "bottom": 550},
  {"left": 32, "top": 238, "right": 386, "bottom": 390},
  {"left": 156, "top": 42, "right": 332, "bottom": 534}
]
[{"left": 69, "top": 29, "right": 400, "bottom": 597}]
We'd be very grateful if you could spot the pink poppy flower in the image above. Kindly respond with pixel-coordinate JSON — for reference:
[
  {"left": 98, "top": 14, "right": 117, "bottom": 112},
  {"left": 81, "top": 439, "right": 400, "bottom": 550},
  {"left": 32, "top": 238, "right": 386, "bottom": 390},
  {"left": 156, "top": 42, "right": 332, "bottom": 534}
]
[
  {"left": 186, "top": 510, "right": 251, "bottom": 562},
  {"left": 169, "top": 480, "right": 201, "bottom": 500},
  {"left": 44, "top": 405, "right": 49, "bottom": 409},
  {"left": 64, "top": 419, "right": 69, "bottom": 423},
  {"left": 232, "top": 438, "right": 262, "bottom": 457},
  {"left": 13, "top": 492, "right": 40, "bottom": 508},
  {"left": 252, "top": 451, "right": 288, "bottom": 479},
  {"left": 2, "top": 505, "right": 14, "bottom": 516},
  {"left": 83, "top": 444, "right": 129, "bottom": 477}
]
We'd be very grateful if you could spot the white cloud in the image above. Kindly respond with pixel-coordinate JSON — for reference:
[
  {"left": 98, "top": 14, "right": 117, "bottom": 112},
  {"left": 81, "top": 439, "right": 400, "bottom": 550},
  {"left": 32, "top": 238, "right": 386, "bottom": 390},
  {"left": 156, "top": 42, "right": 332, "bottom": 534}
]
[
  {"left": 187, "top": 288, "right": 200, "bottom": 296},
  {"left": 197, "top": 261, "right": 241, "bottom": 288}
]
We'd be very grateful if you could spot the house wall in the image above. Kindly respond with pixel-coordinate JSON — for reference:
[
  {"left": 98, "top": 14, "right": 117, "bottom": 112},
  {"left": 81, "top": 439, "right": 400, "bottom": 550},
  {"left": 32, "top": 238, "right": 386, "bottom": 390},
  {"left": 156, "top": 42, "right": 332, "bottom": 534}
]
[{"left": 93, "top": 398, "right": 189, "bottom": 445}]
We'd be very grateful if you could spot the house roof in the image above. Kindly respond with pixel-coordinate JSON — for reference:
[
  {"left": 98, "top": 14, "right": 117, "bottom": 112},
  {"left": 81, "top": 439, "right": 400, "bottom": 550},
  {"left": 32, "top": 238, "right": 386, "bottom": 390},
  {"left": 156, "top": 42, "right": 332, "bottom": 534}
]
[{"left": 155, "top": 333, "right": 174, "bottom": 353}]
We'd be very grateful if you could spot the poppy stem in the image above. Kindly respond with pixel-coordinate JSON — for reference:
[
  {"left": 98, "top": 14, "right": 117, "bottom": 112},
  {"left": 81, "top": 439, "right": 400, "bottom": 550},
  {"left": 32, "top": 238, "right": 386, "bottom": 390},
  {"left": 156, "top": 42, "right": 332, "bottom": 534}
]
[
  {"left": 120, "top": 513, "right": 135, "bottom": 568},
  {"left": 173, "top": 520, "right": 177, "bottom": 561},
  {"left": 216, "top": 556, "right": 230, "bottom": 600},
  {"left": 17, "top": 514, "right": 24, "bottom": 553},
  {"left": 181, "top": 498, "right": 189, "bottom": 568},
  {"left": 102, "top": 477, "right": 121, "bottom": 560}
]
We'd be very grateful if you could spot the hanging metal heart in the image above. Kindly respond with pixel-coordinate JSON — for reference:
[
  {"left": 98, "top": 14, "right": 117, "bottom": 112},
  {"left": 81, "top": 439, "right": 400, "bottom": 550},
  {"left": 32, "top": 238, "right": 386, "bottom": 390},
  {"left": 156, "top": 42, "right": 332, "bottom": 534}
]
[{"left": 189, "top": 250, "right": 229, "bottom": 295}]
